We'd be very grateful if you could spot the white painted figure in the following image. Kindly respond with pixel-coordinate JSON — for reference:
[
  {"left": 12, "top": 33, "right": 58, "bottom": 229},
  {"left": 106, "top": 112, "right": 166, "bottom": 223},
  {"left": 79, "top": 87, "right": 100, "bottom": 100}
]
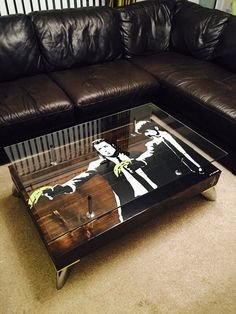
[
  {"left": 135, "top": 121, "right": 204, "bottom": 184},
  {"left": 31, "top": 139, "right": 158, "bottom": 221}
]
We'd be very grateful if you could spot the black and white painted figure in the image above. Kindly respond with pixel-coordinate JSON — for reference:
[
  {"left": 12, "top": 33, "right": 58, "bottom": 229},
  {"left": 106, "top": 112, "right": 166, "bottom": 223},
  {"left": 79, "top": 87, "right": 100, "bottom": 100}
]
[
  {"left": 135, "top": 121, "right": 204, "bottom": 185},
  {"left": 40, "top": 139, "right": 158, "bottom": 221}
]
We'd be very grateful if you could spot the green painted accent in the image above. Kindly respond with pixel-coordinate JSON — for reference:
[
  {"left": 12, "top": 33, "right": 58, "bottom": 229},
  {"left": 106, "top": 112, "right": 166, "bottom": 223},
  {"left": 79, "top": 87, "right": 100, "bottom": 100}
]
[
  {"left": 113, "top": 160, "right": 131, "bottom": 177},
  {"left": 28, "top": 186, "right": 52, "bottom": 208}
]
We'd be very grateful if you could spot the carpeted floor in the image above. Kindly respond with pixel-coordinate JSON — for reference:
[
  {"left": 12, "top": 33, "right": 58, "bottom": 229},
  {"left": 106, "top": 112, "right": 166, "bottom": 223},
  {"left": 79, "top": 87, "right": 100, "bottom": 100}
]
[{"left": 1, "top": 162, "right": 236, "bottom": 314}]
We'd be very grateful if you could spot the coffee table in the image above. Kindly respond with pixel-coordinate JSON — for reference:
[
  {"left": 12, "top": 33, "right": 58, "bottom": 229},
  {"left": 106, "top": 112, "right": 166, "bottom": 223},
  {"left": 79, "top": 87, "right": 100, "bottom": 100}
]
[{"left": 5, "top": 103, "right": 227, "bottom": 289}]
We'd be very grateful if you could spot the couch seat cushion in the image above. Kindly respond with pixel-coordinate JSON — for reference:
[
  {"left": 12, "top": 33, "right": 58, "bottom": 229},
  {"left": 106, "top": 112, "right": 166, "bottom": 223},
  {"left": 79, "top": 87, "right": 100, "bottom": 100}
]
[
  {"left": 49, "top": 59, "right": 159, "bottom": 121},
  {"left": 0, "top": 74, "right": 74, "bottom": 146},
  {"left": 132, "top": 52, "right": 236, "bottom": 148}
]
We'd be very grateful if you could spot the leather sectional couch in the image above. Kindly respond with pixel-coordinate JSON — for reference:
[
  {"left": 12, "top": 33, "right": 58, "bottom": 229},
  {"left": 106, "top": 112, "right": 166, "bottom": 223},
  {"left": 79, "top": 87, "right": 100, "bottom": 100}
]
[{"left": 0, "top": 0, "right": 235, "bottom": 172}]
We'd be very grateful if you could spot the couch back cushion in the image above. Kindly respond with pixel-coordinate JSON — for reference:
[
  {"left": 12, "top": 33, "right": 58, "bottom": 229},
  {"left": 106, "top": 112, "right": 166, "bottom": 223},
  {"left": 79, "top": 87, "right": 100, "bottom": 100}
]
[
  {"left": 117, "top": 0, "right": 176, "bottom": 58},
  {"left": 170, "top": 0, "right": 229, "bottom": 60},
  {"left": 213, "top": 16, "right": 236, "bottom": 73},
  {"left": 30, "top": 7, "right": 122, "bottom": 72},
  {"left": 0, "top": 14, "right": 41, "bottom": 82}
]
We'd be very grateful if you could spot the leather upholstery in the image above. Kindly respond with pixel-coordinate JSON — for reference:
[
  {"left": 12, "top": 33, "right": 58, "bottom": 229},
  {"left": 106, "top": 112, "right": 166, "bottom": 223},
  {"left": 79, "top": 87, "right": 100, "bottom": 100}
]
[
  {"left": 117, "top": 0, "right": 176, "bottom": 58},
  {"left": 0, "top": 1, "right": 235, "bottom": 167},
  {"left": 0, "top": 14, "right": 42, "bottom": 82},
  {"left": 49, "top": 60, "right": 159, "bottom": 121},
  {"left": 132, "top": 52, "right": 236, "bottom": 148},
  {"left": 213, "top": 15, "right": 236, "bottom": 73},
  {"left": 0, "top": 75, "right": 74, "bottom": 146},
  {"left": 171, "top": 0, "right": 229, "bottom": 60},
  {"left": 30, "top": 7, "right": 122, "bottom": 72}
]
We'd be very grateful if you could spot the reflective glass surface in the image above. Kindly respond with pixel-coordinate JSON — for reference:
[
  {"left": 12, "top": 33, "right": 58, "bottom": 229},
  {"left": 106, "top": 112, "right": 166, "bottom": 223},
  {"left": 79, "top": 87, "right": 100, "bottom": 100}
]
[{"left": 5, "top": 103, "right": 227, "bottom": 244}]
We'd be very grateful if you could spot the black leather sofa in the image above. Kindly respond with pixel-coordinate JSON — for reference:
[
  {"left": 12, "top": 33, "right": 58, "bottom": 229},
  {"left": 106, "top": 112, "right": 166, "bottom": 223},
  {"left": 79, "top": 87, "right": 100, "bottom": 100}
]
[{"left": 0, "top": 0, "right": 235, "bottom": 172}]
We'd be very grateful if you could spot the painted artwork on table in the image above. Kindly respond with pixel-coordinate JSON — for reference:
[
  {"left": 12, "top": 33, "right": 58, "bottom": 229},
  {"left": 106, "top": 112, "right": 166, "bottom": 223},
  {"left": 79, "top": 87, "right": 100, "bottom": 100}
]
[{"left": 28, "top": 121, "right": 204, "bottom": 223}]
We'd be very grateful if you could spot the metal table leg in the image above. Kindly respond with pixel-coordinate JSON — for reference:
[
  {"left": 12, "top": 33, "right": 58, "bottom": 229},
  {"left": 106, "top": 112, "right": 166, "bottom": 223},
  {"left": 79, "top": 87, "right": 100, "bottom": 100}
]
[
  {"left": 12, "top": 184, "right": 20, "bottom": 198},
  {"left": 56, "top": 267, "right": 71, "bottom": 290},
  {"left": 201, "top": 186, "right": 217, "bottom": 201}
]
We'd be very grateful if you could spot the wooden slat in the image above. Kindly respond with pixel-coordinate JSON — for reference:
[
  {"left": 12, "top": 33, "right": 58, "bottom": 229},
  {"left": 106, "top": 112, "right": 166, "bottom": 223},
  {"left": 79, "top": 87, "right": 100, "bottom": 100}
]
[
  {"left": 29, "top": 0, "right": 33, "bottom": 11},
  {"left": 4, "top": 0, "right": 10, "bottom": 14},
  {"left": 21, "top": 0, "right": 26, "bottom": 13},
  {"left": 13, "top": 0, "right": 17, "bottom": 13},
  {"left": 0, "top": 0, "right": 124, "bottom": 15},
  {"left": 37, "top": 0, "right": 41, "bottom": 10}
]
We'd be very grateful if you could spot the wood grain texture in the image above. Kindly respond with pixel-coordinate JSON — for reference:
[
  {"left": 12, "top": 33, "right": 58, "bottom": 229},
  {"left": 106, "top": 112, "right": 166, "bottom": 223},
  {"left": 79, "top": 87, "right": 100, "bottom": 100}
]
[
  {"left": 7, "top": 106, "right": 223, "bottom": 271},
  {"left": 25, "top": 173, "right": 118, "bottom": 257}
]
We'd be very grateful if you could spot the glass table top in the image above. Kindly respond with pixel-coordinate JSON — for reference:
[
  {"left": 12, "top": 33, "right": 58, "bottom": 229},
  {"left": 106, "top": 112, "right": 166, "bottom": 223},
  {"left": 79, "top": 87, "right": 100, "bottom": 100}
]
[
  {"left": 5, "top": 103, "right": 227, "bottom": 172},
  {"left": 5, "top": 103, "right": 227, "bottom": 245}
]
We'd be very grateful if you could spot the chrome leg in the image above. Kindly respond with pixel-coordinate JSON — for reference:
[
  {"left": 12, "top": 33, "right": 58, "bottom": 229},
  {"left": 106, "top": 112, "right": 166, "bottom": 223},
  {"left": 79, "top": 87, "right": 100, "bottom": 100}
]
[
  {"left": 56, "top": 267, "right": 70, "bottom": 290},
  {"left": 201, "top": 186, "right": 217, "bottom": 201},
  {"left": 12, "top": 185, "right": 20, "bottom": 198}
]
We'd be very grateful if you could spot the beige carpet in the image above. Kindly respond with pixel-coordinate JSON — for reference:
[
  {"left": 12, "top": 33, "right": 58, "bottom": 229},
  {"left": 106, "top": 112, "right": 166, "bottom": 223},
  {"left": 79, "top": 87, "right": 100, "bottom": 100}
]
[{"left": 1, "top": 162, "right": 236, "bottom": 314}]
